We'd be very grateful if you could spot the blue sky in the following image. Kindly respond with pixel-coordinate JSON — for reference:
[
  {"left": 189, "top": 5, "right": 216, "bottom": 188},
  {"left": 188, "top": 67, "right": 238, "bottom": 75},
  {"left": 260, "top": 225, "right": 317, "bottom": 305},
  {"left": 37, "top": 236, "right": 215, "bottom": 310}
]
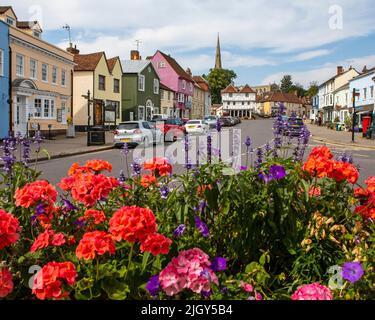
[{"left": 9, "top": 0, "right": 375, "bottom": 87}]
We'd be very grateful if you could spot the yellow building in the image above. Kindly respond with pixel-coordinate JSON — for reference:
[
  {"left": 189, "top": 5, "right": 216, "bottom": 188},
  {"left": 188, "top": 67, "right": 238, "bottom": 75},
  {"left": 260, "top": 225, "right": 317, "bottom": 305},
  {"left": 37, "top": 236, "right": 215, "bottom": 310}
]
[
  {"left": 259, "top": 92, "right": 304, "bottom": 116},
  {"left": 160, "top": 83, "right": 174, "bottom": 117},
  {"left": 1, "top": 6, "right": 75, "bottom": 136},
  {"left": 70, "top": 48, "right": 122, "bottom": 130},
  {"left": 192, "top": 82, "right": 205, "bottom": 119}
]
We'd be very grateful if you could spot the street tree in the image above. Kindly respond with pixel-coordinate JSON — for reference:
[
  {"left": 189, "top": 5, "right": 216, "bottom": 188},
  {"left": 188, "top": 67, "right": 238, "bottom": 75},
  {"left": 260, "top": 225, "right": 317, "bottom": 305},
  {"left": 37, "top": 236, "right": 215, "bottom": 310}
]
[
  {"left": 280, "top": 75, "right": 293, "bottom": 93},
  {"left": 205, "top": 68, "right": 237, "bottom": 104}
]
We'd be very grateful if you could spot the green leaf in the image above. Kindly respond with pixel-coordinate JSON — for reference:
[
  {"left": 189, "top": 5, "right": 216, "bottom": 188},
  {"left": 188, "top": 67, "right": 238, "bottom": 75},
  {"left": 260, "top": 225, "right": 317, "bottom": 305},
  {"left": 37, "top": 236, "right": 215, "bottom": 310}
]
[
  {"left": 101, "top": 278, "right": 130, "bottom": 300},
  {"left": 142, "top": 252, "right": 150, "bottom": 272},
  {"left": 41, "top": 149, "right": 51, "bottom": 160}
]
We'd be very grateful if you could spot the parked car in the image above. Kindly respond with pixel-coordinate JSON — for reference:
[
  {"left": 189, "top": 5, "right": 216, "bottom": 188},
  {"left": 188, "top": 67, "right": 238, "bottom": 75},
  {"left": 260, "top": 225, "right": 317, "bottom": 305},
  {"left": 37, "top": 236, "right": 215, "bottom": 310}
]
[
  {"left": 204, "top": 115, "right": 219, "bottom": 129},
  {"left": 185, "top": 120, "right": 209, "bottom": 135},
  {"left": 288, "top": 117, "right": 305, "bottom": 137},
  {"left": 114, "top": 121, "right": 163, "bottom": 148},
  {"left": 219, "top": 117, "right": 232, "bottom": 127},
  {"left": 152, "top": 114, "right": 169, "bottom": 121},
  {"left": 155, "top": 118, "right": 186, "bottom": 142}
]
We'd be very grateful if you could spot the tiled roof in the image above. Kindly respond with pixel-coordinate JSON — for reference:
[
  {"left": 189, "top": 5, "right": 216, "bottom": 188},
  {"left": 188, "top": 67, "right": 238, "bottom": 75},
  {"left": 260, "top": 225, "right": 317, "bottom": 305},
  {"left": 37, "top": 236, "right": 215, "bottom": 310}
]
[
  {"left": 74, "top": 52, "right": 105, "bottom": 71},
  {"left": 107, "top": 57, "right": 119, "bottom": 73},
  {"left": 0, "top": 6, "right": 12, "bottom": 14},
  {"left": 221, "top": 84, "right": 238, "bottom": 94},
  {"left": 157, "top": 51, "right": 193, "bottom": 81},
  {"left": 193, "top": 76, "right": 210, "bottom": 92},
  {"left": 16, "top": 21, "right": 35, "bottom": 29},
  {"left": 121, "top": 60, "right": 150, "bottom": 74},
  {"left": 260, "top": 92, "right": 303, "bottom": 104},
  {"left": 239, "top": 84, "right": 256, "bottom": 94}
]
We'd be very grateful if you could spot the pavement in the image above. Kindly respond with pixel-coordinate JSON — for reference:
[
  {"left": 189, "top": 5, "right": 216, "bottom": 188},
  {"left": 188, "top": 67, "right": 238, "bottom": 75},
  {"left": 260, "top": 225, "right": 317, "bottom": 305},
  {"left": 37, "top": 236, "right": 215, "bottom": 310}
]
[
  {"left": 25, "top": 131, "right": 115, "bottom": 162},
  {"left": 306, "top": 123, "right": 375, "bottom": 151}
]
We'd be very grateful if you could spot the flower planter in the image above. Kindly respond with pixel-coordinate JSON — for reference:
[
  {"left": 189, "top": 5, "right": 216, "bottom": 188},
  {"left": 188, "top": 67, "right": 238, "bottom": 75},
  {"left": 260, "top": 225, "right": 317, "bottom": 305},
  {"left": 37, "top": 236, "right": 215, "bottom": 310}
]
[{"left": 66, "top": 125, "right": 75, "bottom": 138}]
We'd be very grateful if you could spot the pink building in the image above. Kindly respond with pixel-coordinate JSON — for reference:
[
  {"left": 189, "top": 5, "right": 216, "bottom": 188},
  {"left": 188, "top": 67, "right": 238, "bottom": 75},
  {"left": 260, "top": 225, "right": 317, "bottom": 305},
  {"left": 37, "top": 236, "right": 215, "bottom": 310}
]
[{"left": 150, "top": 50, "right": 194, "bottom": 119}]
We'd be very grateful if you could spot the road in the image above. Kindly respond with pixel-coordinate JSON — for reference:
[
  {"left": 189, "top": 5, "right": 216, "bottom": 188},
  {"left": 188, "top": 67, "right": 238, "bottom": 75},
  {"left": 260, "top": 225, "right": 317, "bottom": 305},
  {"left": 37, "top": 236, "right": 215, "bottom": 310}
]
[{"left": 38, "top": 120, "right": 375, "bottom": 186}]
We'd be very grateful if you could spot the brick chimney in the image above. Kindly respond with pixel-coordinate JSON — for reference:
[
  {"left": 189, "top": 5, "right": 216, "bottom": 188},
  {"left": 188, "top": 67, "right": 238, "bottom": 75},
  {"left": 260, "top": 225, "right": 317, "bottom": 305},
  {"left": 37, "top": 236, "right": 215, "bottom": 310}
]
[
  {"left": 337, "top": 66, "right": 344, "bottom": 75},
  {"left": 67, "top": 44, "right": 80, "bottom": 55},
  {"left": 362, "top": 65, "right": 368, "bottom": 73},
  {"left": 131, "top": 50, "right": 141, "bottom": 60},
  {"left": 186, "top": 68, "right": 192, "bottom": 76}
]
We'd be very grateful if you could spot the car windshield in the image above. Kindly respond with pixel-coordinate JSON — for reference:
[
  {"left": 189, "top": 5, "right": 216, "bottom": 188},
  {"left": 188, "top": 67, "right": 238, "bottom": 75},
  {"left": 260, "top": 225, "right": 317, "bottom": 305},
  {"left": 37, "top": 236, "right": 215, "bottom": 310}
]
[
  {"left": 187, "top": 121, "right": 201, "bottom": 125},
  {"left": 205, "top": 116, "right": 216, "bottom": 121},
  {"left": 166, "top": 119, "right": 177, "bottom": 125},
  {"left": 289, "top": 119, "right": 303, "bottom": 125},
  {"left": 118, "top": 123, "right": 139, "bottom": 130}
]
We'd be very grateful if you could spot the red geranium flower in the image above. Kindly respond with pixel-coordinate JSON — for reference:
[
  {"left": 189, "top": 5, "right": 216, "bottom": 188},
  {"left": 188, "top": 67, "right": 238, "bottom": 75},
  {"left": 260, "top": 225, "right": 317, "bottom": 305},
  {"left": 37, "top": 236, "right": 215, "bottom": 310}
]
[
  {"left": 0, "top": 210, "right": 21, "bottom": 250},
  {"left": 15, "top": 180, "right": 57, "bottom": 208},
  {"left": 0, "top": 267, "right": 13, "bottom": 298},
  {"left": 143, "top": 157, "right": 172, "bottom": 176},
  {"left": 76, "top": 231, "right": 116, "bottom": 261},
  {"left": 32, "top": 262, "right": 77, "bottom": 300},
  {"left": 85, "top": 160, "right": 113, "bottom": 173},
  {"left": 140, "top": 233, "right": 172, "bottom": 256},
  {"left": 30, "top": 230, "right": 66, "bottom": 253},
  {"left": 109, "top": 206, "right": 157, "bottom": 243},
  {"left": 141, "top": 175, "right": 157, "bottom": 188},
  {"left": 84, "top": 209, "right": 107, "bottom": 225}
]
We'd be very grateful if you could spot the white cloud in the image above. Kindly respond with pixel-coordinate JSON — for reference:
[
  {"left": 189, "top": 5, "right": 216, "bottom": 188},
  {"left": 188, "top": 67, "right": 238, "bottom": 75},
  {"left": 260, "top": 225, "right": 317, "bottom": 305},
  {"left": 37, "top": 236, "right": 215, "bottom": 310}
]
[
  {"left": 10, "top": 0, "right": 375, "bottom": 53},
  {"left": 262, "top": 55, "right": 375, "bottom": 87},
  {"left": 290, "top": 49, "right": 333, "bottom": 62}
]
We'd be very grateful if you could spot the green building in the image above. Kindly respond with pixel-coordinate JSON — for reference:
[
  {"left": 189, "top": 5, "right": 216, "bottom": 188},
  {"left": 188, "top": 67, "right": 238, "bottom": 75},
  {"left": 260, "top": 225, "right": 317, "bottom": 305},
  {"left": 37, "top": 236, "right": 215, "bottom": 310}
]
[{"left": 121, "top": 58, "right": 160, "bottom": 121}]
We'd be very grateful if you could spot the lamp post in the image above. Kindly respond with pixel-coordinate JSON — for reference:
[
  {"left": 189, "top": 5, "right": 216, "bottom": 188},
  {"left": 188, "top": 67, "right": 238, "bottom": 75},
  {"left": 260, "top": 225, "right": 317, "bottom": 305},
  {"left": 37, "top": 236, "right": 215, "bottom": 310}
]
[
  {"left": 82, "top": 90, "right": 94, "bottom": 146},
  {"left": 352, "top": 88, "right": 360, "bottom": 143}
]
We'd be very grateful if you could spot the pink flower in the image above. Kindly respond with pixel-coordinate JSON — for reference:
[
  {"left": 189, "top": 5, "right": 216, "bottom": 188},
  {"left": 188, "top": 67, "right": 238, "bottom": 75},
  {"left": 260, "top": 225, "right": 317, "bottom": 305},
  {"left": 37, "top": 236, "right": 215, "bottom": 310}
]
[
  {"left": 241, "top": 282, "right": 254, "bottom": 293},
  {"left": 255, "top": 292, "right": 263, "bottom": 300},
  {"left": 292, "top": 283, "right": 333, "bottom": 300},
  {"left": 159, "top": 248, "right": 219, "bottom": 296}
]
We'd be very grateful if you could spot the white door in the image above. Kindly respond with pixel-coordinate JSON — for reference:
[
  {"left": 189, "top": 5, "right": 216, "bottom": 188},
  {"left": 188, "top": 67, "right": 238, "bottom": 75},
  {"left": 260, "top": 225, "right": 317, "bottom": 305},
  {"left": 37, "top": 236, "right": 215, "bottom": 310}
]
[
  {"left": 14, "top": 96, "right": 27, "bottom": 136},
  {"left": 61, "top": 104, "right": 67, "bottom": 125}
]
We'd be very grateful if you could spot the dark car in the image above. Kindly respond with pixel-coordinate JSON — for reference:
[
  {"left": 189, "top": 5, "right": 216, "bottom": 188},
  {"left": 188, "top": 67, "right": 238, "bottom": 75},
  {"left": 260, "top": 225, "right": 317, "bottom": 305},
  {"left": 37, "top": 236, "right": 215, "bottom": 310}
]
[
  {"left": 288, "top": 118, "right": 304, "bottom": 136},
  {"left": 219, "top": 117, "right": 232, "bottom": 127}
]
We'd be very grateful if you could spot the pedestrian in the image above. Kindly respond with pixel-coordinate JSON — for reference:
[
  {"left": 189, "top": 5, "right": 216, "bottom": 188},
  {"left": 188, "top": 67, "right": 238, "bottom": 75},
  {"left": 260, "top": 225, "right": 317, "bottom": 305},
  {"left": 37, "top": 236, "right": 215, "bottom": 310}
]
[{"left": 318, "top": 116, "right": 322, "bottom": 127}]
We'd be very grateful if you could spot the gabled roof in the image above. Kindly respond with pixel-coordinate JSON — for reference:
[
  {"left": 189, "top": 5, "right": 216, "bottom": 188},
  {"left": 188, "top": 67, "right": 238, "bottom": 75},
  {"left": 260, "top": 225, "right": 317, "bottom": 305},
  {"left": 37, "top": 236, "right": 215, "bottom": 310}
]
[
  {"left": 121, "top": 60, "right": 150, "bottom": 74},
  {"left": 221, "top": 84, "right": 238, "bottom": 94},
  {"left": 74, "top": 52, "right": 105, "bottom": 72},
  {"left": 350, "top": 66, "right": 375, "bottom": 82},
  {"left": 155, "top": 50, "right": 193, "bottom": 81},
  {"left": 260, "top": 92, "right": 303, "bottom": 104},
  {"left": 0, "top": 6, "right": 16, "bottom": 18},
  {"left": 239, "top": 84, "right": 256, "bottom": 94},
  {"left": 107, "top": 57, "right": 122, "bottom": 73},
  {"left": 193, "top": 76, "right": 210, "bottom": 92},
  {"left": 320, "top": 67, "right": 359, "bottom": 86}
]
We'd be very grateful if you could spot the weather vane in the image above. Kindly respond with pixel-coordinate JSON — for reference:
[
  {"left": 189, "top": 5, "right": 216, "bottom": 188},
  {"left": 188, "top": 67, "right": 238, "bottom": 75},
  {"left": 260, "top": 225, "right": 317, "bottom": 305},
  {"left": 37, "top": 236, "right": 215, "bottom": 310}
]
[
  {"left": 63, "top": 24, "right": 72, "bottom": 46},
  {"left": 135, "top": 39, "right": 142, "bottom": 51}
]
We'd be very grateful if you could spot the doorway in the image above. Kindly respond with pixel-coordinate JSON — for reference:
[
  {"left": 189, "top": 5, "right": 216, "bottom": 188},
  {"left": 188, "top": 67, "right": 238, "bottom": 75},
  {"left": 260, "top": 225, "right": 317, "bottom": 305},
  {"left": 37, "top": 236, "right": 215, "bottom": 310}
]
[
  {"left": 13, "top": 96, "right": 27, "bottom": 136},
  {"left": 94, "top": 101, "right": 103, "bottom": 125}
]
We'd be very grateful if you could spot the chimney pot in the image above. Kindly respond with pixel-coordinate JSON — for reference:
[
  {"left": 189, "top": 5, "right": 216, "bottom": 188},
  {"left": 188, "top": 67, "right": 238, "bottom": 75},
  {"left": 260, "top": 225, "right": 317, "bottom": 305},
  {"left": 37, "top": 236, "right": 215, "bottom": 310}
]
[
  {"left": 337, "top": 66, "right": 344, "bottom": 75},
  {"left": 131, "top": 50, "right": 140, "bottom": 60},
  {"left": 67, "top": 44, "right": 80, "bottom": 55}
]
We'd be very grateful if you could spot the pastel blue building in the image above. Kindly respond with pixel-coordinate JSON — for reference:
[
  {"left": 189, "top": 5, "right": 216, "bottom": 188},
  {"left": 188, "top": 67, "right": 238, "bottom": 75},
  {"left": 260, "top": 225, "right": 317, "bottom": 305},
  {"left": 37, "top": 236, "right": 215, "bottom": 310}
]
[
  {"left": 349, "top": 67, "right": 375, "bottom": 129},
  {"left": 0, "top": 20, "right": 10, "bottom": 139}
]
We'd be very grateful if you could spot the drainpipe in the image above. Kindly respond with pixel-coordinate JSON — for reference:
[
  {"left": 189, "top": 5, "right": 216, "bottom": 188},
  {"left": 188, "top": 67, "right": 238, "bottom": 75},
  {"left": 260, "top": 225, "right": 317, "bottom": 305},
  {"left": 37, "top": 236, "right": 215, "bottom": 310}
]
[
  {"left": 8, "top": 45, "right": 12, "bottom": 134},
  {"left": 70, "top": 69, "right": 73, "bottom": 121}
]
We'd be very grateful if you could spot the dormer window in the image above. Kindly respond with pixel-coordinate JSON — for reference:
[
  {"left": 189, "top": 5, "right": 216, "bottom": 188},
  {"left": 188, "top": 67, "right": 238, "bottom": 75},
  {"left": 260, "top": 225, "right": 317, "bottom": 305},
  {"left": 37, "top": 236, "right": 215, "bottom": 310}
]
[
  {"left": 33, "top": 31, "right": 41, "bottom": 38},
  {"left": 158, "top": 61, "right": 165, "bottom": 68},
  {"left": 6, "top": 16, "right": 15, "bottom": 26}
]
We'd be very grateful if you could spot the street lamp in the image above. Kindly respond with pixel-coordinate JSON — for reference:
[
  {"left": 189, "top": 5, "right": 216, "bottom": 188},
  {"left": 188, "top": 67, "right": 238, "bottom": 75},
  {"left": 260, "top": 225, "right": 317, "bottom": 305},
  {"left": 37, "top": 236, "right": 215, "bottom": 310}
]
[
  {"left": 82, "top": 90, "right": 94, "bottom": 146},
  {"left": 352, "top": 88, "right": 360, "bottom": 143}
]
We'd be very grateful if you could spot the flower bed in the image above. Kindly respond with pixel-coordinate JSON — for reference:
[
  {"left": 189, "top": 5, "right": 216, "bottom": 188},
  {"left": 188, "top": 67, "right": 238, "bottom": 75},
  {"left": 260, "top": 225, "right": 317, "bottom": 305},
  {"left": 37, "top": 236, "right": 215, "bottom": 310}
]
[{"left": 0, "top": 113, "right": 374, "bottom": 300}]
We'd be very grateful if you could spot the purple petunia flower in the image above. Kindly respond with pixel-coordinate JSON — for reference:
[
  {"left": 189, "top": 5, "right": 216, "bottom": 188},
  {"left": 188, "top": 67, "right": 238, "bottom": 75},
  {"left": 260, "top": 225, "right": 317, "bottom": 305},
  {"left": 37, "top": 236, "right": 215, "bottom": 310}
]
[
  {"left": 173, "top": 224, "right": 186, "bottom": 238},
  {"left": 342, "top": 262, "right": 364, "bottom": 284},
  {"left": 160, "top": 185, "right": 170, "bottom": 199},
  {"left": 146, "top": 275, "right": 160, "bottom": 298},
  {"left": 258, "top": 173, "right": 273, "bottom": 185},
  {"left": 269, "top": 165, "right": 287, "bottom": 180},
  {"left": 31, "top": 204, "right": 45, "bottom": 225},
  {"left": 195, "top": 216, "right": 210, "bottom": 237},
  {"left": 201, "top": 290, "right": 212, "bottom": 298},
  {"left": 240, "top": 166, "right": 248, "bottom": 171},
  {"left": 62, "top": 199, "right": 78, "bottom": 212},
  {"left": 211, "top": 257, "right": 227, "bottom": 272}
]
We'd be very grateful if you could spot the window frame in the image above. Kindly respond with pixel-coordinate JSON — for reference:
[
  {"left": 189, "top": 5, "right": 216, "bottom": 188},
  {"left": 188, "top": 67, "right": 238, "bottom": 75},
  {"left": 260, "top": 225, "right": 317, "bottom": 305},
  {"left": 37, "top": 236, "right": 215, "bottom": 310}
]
[
  {"left": 52, "top": 66, "right": 58, "bottom": 85},
  {"left": 30, "top": 59, "right": 37, "bottom": 80},
  {"left": 98, "top": 75, "right": 106, "bottom": 91},
  {"left": 16, "top": 54, "right": 24, "bottom": 77},
  {"left": 114, "top": 79, "right": 120, "bottom": 93},
  {"left": 182, "top": 80, "right": 186, "bottom": 90},
  {"left": 6, "top": 16, "right": 14, "bottom": 26},
  {"left": 42, "top": 64, "right": 48, "bottom": 82},
  {"left": 138, "top": 75, "right": 145, "bottom": 92},
  {"left": 61, "top": 69, "right": 66, "bottom": 87},
  {"left": 153, "top": 79, "right": 159, "bottom": 94}
]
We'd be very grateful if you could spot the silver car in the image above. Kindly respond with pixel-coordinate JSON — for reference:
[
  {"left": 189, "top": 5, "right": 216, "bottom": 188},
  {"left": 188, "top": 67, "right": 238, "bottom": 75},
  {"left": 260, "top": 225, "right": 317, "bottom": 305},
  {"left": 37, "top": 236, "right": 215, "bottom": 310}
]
[
  {"left": 204, "top": 115, "right": 219, "bottom": 129},
  {"left": 114, "top": 121, "right": 163, "bottom": 148}
]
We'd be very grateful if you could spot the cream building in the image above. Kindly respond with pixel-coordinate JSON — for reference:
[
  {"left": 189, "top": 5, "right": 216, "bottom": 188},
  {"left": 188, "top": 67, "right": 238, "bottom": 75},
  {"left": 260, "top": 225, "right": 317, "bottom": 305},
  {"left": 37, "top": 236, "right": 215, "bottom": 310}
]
[
  {"left": 221, "top": 84, "right": 257, "bottom": 118},
  {"left": 192, "top": 82, "right": 205, "bottom": 119},
  {"left": 160, "top": 83, "right": 174, "bottom": 117},
  {"left": 333, "top": 83, "right": 350, "bottom": 123},
  {"left": 70, "top": 48, "right": 122, "bottom": 130},
  {"left": 1, "top": 6, "right": 75, "bottom": 136}
]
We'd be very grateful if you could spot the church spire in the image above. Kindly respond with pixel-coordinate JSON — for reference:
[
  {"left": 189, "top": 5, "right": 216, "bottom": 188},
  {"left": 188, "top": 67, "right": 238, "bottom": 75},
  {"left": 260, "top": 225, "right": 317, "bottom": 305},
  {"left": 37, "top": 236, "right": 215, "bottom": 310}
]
[{"left": 215, "top": 33, "right": 222, "bottom": 69}]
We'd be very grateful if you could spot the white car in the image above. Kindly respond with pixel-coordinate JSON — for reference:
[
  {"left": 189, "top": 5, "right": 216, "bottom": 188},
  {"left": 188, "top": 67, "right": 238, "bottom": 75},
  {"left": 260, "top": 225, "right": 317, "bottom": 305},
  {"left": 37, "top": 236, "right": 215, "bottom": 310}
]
[
  {"left": 185, "top": 120, "right": 209, "bottom": 135},
  {"left": 114, "top": 121, "right": 163, "bottom": 148}
]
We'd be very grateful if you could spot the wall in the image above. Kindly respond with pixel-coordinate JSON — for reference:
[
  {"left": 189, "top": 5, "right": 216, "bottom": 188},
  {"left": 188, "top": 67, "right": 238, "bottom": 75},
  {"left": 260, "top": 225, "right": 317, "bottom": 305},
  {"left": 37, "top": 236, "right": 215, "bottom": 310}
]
[
  {"left": 138, "top": 64, "right": 160, "bottom": 110},
  {"left": 121, "top": 73, "right": 138, "bottom": 121},
  {"left": 160, "top": 89, "right": 174, "bottom": 116},
  {"left": 0, "top": 21, "right": 10, "bottom": 138},
  {"left": 349, "top": 72, "right": 375, "bottom": 108},
  {"left": 72, "top": 71, "right": 94, "bottom": 126},
  {"left": 9, "top": 26, "right": 74, "bottom": 133},
  {"left": 151, "top": 52, "right": 178, "bottom": 92}
]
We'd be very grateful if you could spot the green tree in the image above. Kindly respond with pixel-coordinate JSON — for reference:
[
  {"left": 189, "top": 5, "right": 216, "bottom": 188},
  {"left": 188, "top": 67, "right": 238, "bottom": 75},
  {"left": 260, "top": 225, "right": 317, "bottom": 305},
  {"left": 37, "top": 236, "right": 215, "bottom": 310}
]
[
  {"left": 289, "top": 83, "right": 306, "bottom": 97},
  {"left": 205, "top": 68, "right": 237, "bottom": 104},
  {"left": 280, "top": 75, "right": 293, "bottom": 93},
  {"left": 306, "top": 81, "right": 319, "bottom": 97}
]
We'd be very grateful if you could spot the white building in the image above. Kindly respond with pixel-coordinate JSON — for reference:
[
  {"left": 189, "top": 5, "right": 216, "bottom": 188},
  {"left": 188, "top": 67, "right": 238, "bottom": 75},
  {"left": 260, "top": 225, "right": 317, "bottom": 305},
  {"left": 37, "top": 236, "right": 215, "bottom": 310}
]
[
  {"left": 221, "top": 84, "right": 257, "bottom": 118},
  {"left": 333, "top": 83, "right": 350, "bottom": 123}
]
